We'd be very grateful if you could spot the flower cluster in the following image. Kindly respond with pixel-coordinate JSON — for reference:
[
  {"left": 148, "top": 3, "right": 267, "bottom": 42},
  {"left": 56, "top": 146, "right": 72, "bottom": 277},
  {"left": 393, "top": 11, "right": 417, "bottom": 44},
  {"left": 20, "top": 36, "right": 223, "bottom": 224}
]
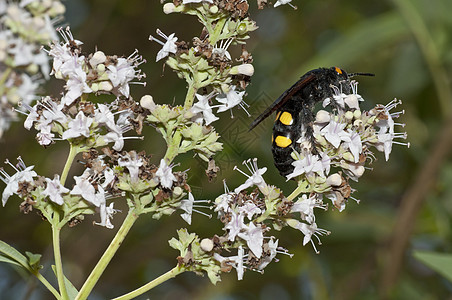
[
  {"left": 45, "top": 27, "right": 146, "bottom": 106},
  {"left": 0, "top": 148, "right": 195, "bottom": 229},
  {"left": 19, "top": 28, "right": 147, "bottom": 149},
  {"left": 286, "top": 81, "right": 409, "bottom": 210},
  {"left": 153, "top": 1, "right": 257, "bottom": 119},
  {"left": 0, "top": 0, "right": 65, "bottom": 138},
  {"left": 168, "top": 80, "right": 408, "bottom": 281},
  {"left": 0, "top": 1, "right": 409, "bottom": 297}
]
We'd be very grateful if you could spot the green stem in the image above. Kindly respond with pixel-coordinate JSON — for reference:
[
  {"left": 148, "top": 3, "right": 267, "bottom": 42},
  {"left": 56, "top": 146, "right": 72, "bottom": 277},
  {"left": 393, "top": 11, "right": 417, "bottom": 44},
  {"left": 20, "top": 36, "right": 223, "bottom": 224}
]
[
  {"left": 75, "top": 209, "right": 140, "bottom": 300},
  {"left": 163, "top": 130, "right": 182, "bottom": 164},
  {"left": 111, "top": 266, "right": 185, "bottom": 300},
  {"left": 183, "top": 81, "right": 198, "bottom": 109},
  {"left": 52, "top": 216, "right": 69, "bottom": 300},
  {"left": 392, "top": 0, "right": 451, "bottom": 116},
  {"left": 34, "top": 272, "right": 61, "bottom": 299},
  {"left": 60, "top": 144, "right": 78, "bottom": 186},
  {"left": 209, "top": 17, "right": 227, "bottom": 45},
  {"left": 287, "top": 181, "right": 309, "bottom": 201}
]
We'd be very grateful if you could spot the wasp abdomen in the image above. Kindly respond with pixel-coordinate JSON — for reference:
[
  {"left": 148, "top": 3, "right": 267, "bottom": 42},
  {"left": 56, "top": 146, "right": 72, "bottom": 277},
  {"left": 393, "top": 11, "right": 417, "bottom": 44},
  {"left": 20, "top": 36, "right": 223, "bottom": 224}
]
[{"left": 272, "top": 107, "right": 302, "bottom": 177}]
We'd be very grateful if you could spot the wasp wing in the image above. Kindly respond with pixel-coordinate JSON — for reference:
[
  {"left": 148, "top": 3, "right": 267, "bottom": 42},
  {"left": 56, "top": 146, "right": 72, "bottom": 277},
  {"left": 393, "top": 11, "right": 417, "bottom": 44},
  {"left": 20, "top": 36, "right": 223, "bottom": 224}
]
[{"left": 249, "top": 74, "right": 316, "bottom": 131}]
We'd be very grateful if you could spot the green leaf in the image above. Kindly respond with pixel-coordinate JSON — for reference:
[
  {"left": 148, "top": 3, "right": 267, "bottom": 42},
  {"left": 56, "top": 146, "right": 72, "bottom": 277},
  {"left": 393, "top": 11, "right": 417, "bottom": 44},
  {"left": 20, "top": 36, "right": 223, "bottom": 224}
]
[
  {"left": 0, "top": 240, "right": 31, "bottom": 271},
  {"left": 413, "top": 250, "right": 452, "bottom": 282},
  {"left": 26, "top": 251, "right": 42, "bottom": 270},
  {"left": 51, "top": 265, "right": 79, "bottom": 299},
  {"left": 0, "top": 254, "right": 23, "bottom": 267}
]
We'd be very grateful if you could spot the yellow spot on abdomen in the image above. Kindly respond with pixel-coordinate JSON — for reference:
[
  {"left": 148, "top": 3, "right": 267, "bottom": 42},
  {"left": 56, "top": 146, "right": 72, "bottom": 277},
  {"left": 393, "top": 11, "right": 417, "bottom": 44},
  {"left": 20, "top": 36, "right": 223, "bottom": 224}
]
[
  {"left": 275, "top": 135, "right": 292, "bottom": 148},
  {"left": 275, "top": 111, "right": 282, "bottom": 121},
  {"left": 279, "top": 111, "right": 293, "bottom": 125}
]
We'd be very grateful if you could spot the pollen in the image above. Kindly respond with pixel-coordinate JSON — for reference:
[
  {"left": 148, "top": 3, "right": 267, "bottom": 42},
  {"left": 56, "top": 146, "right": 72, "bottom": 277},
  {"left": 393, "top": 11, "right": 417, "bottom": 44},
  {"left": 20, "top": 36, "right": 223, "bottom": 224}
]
[
  {"left": 275, "top": 135, "right": 292, "bottom": 148},
  {"left": 279, "top": 111, "right": 293, "bottom": 125}
]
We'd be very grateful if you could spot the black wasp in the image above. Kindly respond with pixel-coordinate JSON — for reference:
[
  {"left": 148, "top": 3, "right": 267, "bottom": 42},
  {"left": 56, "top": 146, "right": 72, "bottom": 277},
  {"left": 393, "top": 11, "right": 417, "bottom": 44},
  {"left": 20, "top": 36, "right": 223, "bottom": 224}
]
[{"left": 249, "top": 67, "right": 373, "bottom": 178}]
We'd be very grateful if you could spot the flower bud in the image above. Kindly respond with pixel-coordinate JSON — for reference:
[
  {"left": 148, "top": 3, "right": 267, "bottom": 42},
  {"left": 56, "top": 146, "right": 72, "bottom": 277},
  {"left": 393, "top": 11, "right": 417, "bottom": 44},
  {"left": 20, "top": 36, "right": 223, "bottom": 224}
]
[
  {"left": 326, "top": 173, "right": 342, "bottom": 186},
  {"left": 90, "top": 51, "right": 107, "bottom": 67},
  {"left": 315, "top": 110, "right": 330, "bottom": 123},
  {"left": 230, "top": 64, "right": 254, "bottom": 76},
  {"left": 173, "top": 186, "right": 183, "bottom": 197},
  {"left": 99, "top": 81, "right": 113, "bottom": 92},
  {"left": 344, "top": 111, "right": 354, "bottom": 122},
  {"left": 210, "top": 5, "right": 219, "bottom": 14},
  {"left": 97, "top": 63, "right": 106, "bottom": 73},
  {"left": 200, "top": 238, "right": 214, "bottom": 252},
  {"left": 91, "top": 82, "right": 99, "bottom": 92},
  {"left": 140, "top": 95, "right": 156, "bottom": 111},
  {"left": 353, "top": 109, "right": 361, "bottom": 119},
  {"left": 163, "top": 3, "right": 176, "bottom": 14}
]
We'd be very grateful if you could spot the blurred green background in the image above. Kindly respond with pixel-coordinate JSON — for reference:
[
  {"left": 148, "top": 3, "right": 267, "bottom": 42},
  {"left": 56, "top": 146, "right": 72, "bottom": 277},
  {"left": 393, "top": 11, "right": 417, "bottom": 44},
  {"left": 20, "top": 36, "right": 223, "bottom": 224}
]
[{"left": 1, "top": 0, "right": 452, "bottom": 299}]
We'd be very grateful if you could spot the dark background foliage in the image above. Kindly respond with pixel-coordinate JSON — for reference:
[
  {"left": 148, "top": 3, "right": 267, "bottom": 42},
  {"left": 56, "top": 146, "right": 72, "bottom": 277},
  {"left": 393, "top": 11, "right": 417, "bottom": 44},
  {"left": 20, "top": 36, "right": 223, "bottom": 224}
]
[{"left": 1, "top": 0, "right": 452, "bottom": 299}]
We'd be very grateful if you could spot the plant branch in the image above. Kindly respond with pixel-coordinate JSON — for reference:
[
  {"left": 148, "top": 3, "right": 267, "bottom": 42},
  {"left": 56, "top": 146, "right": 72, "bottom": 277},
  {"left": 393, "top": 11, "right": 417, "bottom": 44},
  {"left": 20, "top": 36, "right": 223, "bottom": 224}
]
[
  {"left": 60, "top": 144, "right": 78, "bottom": 186},
  {"left": 75, "top": 208, "right": 140, "bottom": 300},
  {"left": 52, "top": 214, "right": 69, "bottom": 300},
  {"left": 111, "top": 265, "right": 185, "bottom": 300},
  {"left": 34, "top": 271, "right": 61, "bottom": 299}
]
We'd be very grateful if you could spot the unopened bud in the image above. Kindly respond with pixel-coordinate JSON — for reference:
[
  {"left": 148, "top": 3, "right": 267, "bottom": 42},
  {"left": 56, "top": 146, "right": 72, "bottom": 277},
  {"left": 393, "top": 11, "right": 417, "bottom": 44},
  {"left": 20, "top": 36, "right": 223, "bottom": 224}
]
[
  {"left": 326, "top": 173, "right": 342, "bottom": 186},
  {"left": 163, "top": 3, "right": 176, "bottom": 14},
  {"left": 90, "top": 51, "right": 107, "bottom": 67},
  {"left": 99, "top": 81, "right": 113, "bottom": 92},
  {"left": 315, "top": 110, "right": 330, "bottom": 123},
  {"left": 200, "top": 238, "right": 214, "bottom": 252},
  {"left": 230, "top": 64, "right": 254, "bottom": 76},
  {"left": 140, "top": 95, "right": 156, "bottom": 111},
  {"left": 344, "top": 111, "right": 354, "bottom": 121},
  {"left": 209, "top": 5, "right": 219, "bottom": 14}
]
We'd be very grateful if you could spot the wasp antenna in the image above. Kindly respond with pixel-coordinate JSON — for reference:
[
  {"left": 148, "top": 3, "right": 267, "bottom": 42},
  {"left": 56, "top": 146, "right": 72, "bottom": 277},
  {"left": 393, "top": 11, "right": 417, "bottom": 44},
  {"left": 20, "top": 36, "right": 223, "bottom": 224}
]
[{"left": 349, "top": 72, "right": 375, "bottom": 77}]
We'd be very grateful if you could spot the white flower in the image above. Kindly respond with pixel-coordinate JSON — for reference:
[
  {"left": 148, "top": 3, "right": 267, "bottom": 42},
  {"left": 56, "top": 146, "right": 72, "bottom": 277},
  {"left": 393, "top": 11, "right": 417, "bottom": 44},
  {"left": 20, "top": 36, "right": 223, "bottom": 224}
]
[
  {"left": 36, "top": 124, "right": 55, "bottom": 146},
  {"left": 216, "top": 86, "right": 249, "bottom": 116},
  {"left": 291, "top": 194, "right": 326, "bottom": 224},
  {"left": 233, "top": 158, "right": 267, "bottom": 194},
  {"left": 118, "top": 152, "right": 143, "bottom": 183},
  {"left": 286, "top": 152, "right": 326, "bottom": 180},
  {"left": 70, "top": 175, "right": 99, "bottom": 206},
  {"left": 258, "top": 238, "right": 279, "bottom": 270},
  {"left": 1, "top": 158, "right": 37, "bottom": 206},
  {"left": 149, "top": 29, "right": 178, "bottom": 62},
  {"left": 212, "top": 38, "right": 233, "bottom": 61},
  {"left": 43, "top": 175, "right": 69, "bottom": 205},
  {"left": 238, "top": 222, "right": 264, "bottom": 258},
  {"left": 94, "top": 186, "right": 119, "bottom": 229},
  {"left": 155, "top": 159, "right": 177, "bottom": 189},
  {"left": 179, "top": 192, "right": 211, "bottom": 225},
  {"left": 62, "top": 111, "right": 93, "bottom": 140},
  {"left": 341, "top": 130, "right": 363, "bottom": 163},
  {"left": 287, "top": 219, "right": 330, "bottom": 253},
  {"left": 372, "top": 99, "right": 409, "bottom": 160},
  {"left": 213, "top": 246, "right": 245, "bottom": 280},
  {"left": 274, "top": 0, "right": 297, "bottom": 9},
  {"left": 224, "top": 210, "right": 246, "bottom": 242},
  {"left": 107, "top": 52, "right": 142, "bottom": 98},
  {"left": 320, "top": 119, "right": 348, "bottom": 148},
  {"left": 191, "top": 93, "right": 219, "bottom": 125},
  {"left": 94, "top": 104, "right": 116, "bottom": 131},
  {"left": 238, "top": 201, "right": 262, "bottom": 220}
]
